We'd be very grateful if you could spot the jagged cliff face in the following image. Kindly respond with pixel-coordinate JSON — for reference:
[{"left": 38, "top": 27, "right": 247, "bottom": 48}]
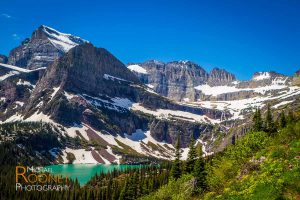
[
  {"left": 128, "top": 62, "right": 295, "bottom": 102},
  {"left": 7, "top": 25, "right": 87, "bottom": 70},
  {"left": 128, "top": 60, "right": 209, "bottom": 101},
  {"left": 208, "top": 67, "right": 236, "bottom": 86},
  {"left": 128, "top": 61, "right": 238, "bottom": 101}
]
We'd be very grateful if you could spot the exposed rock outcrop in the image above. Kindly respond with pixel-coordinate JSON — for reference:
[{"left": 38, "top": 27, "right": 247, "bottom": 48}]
[
  {"left": 8, "top": 25, "right": 86, "bottom": 69},
  {"left": 208, "top": 67, "right": 236, "bottom": 86}
]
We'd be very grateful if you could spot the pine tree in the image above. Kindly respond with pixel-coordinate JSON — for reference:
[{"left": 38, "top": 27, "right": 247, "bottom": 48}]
[
  {"left": 253, "top": 108, "right": 263, "bottom": 131},
  {"left": 265, "top": 104, "right": 276, "bottom": 134},
  {"left": 278, "top": 111, "right": 287, "bottom": 128},
  {"left": 186, "top": 134, "right": 197, "bottom": 173},
  {"left": 193, "top": 144, "right": 206, "bottom": 193},
  {"left": 171, "top": 135, "right": 182, "bottom": 180},
  {"left": 287, "top": 111, "right": 295, "bottom": 123}
]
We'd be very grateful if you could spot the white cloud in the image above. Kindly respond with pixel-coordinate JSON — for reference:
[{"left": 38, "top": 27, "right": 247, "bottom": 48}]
[
  {"left": 1, "top": 13, "right": 11, "bottom": 18},
  {"left": 12, "top": 33, "right": 20, "bottom": 40}
]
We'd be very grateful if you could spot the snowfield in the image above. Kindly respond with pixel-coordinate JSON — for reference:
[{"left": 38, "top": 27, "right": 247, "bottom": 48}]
[
  {"left": 42, "top": 25, "right": 88, "bottom": 52},
  {"left": 62, "top": 148, "right": 98, "bottom": 164},
  {"left": 0, "top": 63, "right": 46, "bottom": 73},
  {"left": 194, "top": 82, "right": 288, "bottom": 96},
  {"left": 252, "top": 72, "right": 271, "bottom": 81},
  {"left": 103, "top": 74, "right": 131, "bottom": 83},
  {"left": 16, "top": 79, "right": 35, "bottom": 87},
  {"left": 128, "top": 64, "right": 148, "bottom": 74},
  {"left": 272, "top": 100, "right": 295, "bottom": 109},
  {"left": 187, "top": 85, "right": 300, "bottom": 120},
  {"left": 131, "top": 103, "right": 221, "bottom": 124},
  {"left": 82, "top": 94, "right": 133, "bottom": 112}
]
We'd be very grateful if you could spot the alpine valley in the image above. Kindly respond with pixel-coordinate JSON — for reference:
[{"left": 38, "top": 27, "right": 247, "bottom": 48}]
[{"left": 0, "top": 25, "right": 299, "bottom": 166}]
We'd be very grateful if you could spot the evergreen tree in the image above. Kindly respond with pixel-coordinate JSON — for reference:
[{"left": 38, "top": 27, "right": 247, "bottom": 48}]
[
  {"left": 265, "top": 104, "right": 276, "bottom": 134},
  {"left": 171, "top": 135, "right": 182, "bottom": 180},
  {"left": 253, "top": 108, "right": 263, "bottom": 131},
  {"left": 287, "top": 111, "right": 295, "bottom": 123},
  {"left": 278, "top": 111, "right": 287, "bottom": 128},
  {"left": 193, "top": 144, "right": 206, "bottom": 193},
  {"left": 186, "top": 134, "right": 197, "bottom": 173}
]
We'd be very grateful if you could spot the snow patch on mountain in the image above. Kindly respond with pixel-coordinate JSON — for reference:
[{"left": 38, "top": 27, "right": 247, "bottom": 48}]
[
  {"left": 82, "top": 94, "right": 133, "bottom": 112},
  {"left": 253, "top": 72, "right": 271, "bottom": 81},
  {"left": 0, "top": 70, "right": 20, "bottom": 81},
  {"left": 131, "top": 103, "right": 220, "bottom": 124},
  {"left": 16, "top": 79, "right": 35, "bottom": 87},
  {"left": 128, "top": 64, "right": 148, "bottom": 74},
  {"left": 190, "top": 86, "right": 300, "bottom": 120},
  {"left": 146, "top": 84, "right": 154, "bottom": 89},
  {"left": 272, "top": 100, "right": 295, "bottom": 109},
  {"left": 195, "top": 84, "right": 242, "bottom": 96},
  {"left": 50, "top": 86, "right": 61, "bottom": 101},
  {"left": 42, "top": 25, "right": 88, "bottom": 52},
  {"left": 103, "top": 74, "right": 131, "bottom": 83},
  {"left": 64, "top": 91, "right": 75, "bottom": 100},
  {"left": 62, "top": 148, "right": 98, "bottom": 164},
  {"left": 0, "top": 63, "right": 46, "bottom": 73},
  {"left": 195, "top": 82, "right": 288, "bottom": 96}
]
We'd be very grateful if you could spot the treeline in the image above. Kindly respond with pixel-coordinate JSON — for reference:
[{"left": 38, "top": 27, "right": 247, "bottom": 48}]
[
  {"left": 0, "top": 121, "right": 172, "bottom": 200},
  {"left": 0, "top": 153, "right": 171, "bottom": 200},
  {"left": 84, "top": 164, "right": 171, "bottom": 200},
  {"left": 253, "top": 104, "right": 295, "bottom": 133}
]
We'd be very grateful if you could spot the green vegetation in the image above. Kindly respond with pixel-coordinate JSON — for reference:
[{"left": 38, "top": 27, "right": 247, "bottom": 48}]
[
  {"left": 185, "top": 135, "right": 196, "bottom": 173},
  {"left": 0, "top": 108, "right": 299, "bottom": 199},
  {"left": 171, "top": 136, "right": 182, "bottom": 180},
  {"left": 141, "top": 109, "right": 300, "bottom": 200}
]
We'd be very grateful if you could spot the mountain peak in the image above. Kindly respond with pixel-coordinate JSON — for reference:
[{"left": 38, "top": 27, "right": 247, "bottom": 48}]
[
  {"left": 252, "top": 71, "right": 286, "bottom": 81},
  {"left": 36, "top": 25, "right": 88, "bottom": 52},
  {"left": 8, "top": 25, "right": 88, "bottom": 69},
  {"left": 252, "top": 72, "right": 271, "bottom": 81}
]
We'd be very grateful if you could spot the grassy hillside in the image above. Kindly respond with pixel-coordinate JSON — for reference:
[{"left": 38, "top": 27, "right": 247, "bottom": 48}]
[{"left": 141, "top": 113, "right": 300, "bottom": 200}]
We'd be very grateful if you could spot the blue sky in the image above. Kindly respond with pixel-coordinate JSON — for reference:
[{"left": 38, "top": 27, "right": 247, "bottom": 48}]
[{"left": 0, "top": 0, "right": 299, "bottom": 80}]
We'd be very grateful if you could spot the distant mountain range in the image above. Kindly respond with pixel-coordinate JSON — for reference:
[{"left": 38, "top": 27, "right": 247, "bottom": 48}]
[{"left": 0, "top": 25, "right": 299, "bottom": 164}]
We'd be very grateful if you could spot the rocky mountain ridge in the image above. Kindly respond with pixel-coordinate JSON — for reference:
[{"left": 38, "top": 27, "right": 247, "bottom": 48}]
[
  {"left": 0, "top": 25, "right": 299, "bottom": 164},
  {"left": 128, "top": 61, "right": 295, "bottom": 102},
  {"left": 7, "top": 25, "right": 87, "bottom": 70}
]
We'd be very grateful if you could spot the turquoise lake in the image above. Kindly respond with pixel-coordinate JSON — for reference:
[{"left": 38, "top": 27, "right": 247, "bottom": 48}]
[{"left": 47, "top": 164, "right": 144, "bottom": 185}]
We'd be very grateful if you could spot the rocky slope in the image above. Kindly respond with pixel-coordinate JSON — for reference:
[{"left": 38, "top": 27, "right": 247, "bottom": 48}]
[
  {"left": 128, "top": 60, "right": 209, "bottom": 101},
  {"left": 1, "top": 37, "right": 229, "bottom": 164},
  {"left": 128, "top": 61, "right": 237, "bottom": 101},
  {"left": 208, "top": 67, "right": 236, "bottom": 86},
  {"left": 7, "top": 25, "right": 87, "bottom": 70},
  {"left": 128, "top": 62, "right": 299, "bottom": 113},
  {"left": 128, "top": 61, "right": 300, "bottom": 150}
]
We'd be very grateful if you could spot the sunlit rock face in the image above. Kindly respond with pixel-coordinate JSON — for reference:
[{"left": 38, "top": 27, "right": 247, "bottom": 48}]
[{"left": 7, "top": 25, "right": 87, "bottom": 70}]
